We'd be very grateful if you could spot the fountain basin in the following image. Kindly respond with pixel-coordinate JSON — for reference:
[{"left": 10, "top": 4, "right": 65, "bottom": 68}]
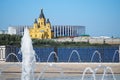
[
  {"left": 0, "top": 73, "right": 120, "bottom": 80},
  {"left": 0, "top": 62, "right": 120, "bottom": 74},
  {"left": 0, "top": 62, "right": 120, "bottom": 80}
]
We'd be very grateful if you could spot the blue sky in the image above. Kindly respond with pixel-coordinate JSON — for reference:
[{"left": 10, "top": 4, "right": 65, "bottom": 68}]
[{"left": 0, "top": 0, "right": 120, "bottom": 37}]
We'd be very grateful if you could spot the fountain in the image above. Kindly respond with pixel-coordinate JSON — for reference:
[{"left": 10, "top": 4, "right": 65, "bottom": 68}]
[
  {"left": 102, "top": 66, "right": 116, "bottom": 80},
  {"left": 81, "top": 67, "right": 96, "bottom": 80},
  {"left": 91, "top": 50, "right": 102, "bottom": 62},
  {"left": 35, "top": 53, "right": 41, "bottom": 62},
  {"left": 47, "top": 51, "right": 59, "bottom": 62},
  {"left": 0, "top": 53, "right": 21, "bottom": 74},
  {"left": 68, "top": 50, "right": 81, "bottom": 62},
  {"left": 112, "top": 50, "right": 119, "bottom": 62},
  {"left": 37, "top": 63, "right": 64, "bottom": 80},
  {"left": 5, "top": 53, "right": 21, "bottom": 62},
  {"left": 21, "top": 28, "right": 36, "bottom": 80},
  {"left": 0, "top": 52, "right": 21, "bottom": 63}
]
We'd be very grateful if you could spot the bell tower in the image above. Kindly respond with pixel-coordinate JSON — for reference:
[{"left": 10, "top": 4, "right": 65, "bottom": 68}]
[
  {"left": 38, "top": 9, "right": 46, "bottom": 28},
  {"left": 33, "top": 19, "right": 38, "bottom": 28},
  {"left": 46, "top": 18, "right": 51, "bottom": 28}
]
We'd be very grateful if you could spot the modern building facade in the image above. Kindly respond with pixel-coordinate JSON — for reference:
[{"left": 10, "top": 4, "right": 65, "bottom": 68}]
[
  {"left": 8, "top": 26, "right": 26, "bottom": 35},
  {"left": 52, "top": 25, "right": 85, "bottom": 38},
  {"left": 7, "top": 26, "right": 32, "bottom": 35}
]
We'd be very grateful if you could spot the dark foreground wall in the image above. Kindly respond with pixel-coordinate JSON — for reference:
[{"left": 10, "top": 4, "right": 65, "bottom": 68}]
[{"left": 15, "top": 46, "right": 119, "bottom": 62}]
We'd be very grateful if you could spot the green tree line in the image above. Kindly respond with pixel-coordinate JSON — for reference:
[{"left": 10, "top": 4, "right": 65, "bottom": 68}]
[
  {"left": 0, "top": 34, "right": 111, "bottom": 47},
  {"left": 0, "top": 34, "right": 22, "bottom": 46}
]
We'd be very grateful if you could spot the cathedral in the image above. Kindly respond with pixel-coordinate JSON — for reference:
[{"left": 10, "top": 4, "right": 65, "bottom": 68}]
[
  {"left": 8, "top": 9, "right": 85, "bottom": 38},
  {"left": 29, "top": 9, "right": 53, "bottom": 39}
]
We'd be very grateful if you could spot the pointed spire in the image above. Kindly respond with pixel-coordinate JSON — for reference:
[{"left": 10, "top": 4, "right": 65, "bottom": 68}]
[
  {"left": 39, "top": 8, "right": 45, "bottom": 19},
  {"left": 46, "top": 18, "right": 50, "bottom": 23},
  {"left": 34, "top": 18, "right": 37, "bottom": 23}
]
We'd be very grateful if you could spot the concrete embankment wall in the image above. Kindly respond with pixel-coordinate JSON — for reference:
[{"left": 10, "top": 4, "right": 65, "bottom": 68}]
[
  {"left": 55, "top": 37, "right": 120, "bottom": 44},
  {"left": 0, "top": 62, "right": 120, "bottom": 74}
]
